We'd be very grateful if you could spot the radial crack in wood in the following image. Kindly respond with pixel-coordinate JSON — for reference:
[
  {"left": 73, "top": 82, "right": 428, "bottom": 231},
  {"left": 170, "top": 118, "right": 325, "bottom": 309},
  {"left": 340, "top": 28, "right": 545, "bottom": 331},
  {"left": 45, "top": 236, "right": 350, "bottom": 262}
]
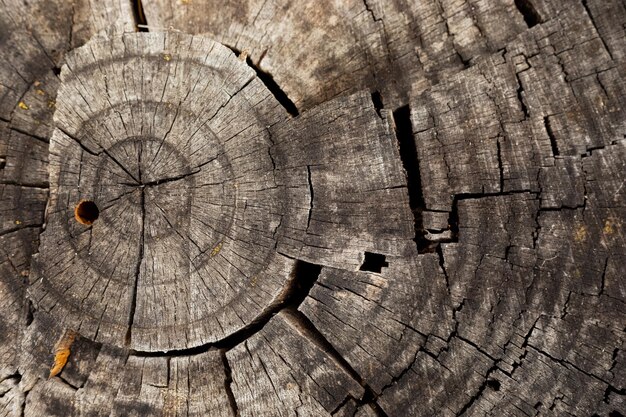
[
  {"left": 26, "top": 31, "right": 414, "bottom": 358},
  {"left": 0, "top": 1, "right": 625, "bottom": 416}
]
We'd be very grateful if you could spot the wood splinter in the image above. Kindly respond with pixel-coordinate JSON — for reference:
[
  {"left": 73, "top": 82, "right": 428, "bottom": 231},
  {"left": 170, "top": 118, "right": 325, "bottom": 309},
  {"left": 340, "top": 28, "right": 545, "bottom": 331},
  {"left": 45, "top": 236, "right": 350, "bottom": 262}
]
[{"left": 49, "top": 330, "right": 77, "bottom": 379}]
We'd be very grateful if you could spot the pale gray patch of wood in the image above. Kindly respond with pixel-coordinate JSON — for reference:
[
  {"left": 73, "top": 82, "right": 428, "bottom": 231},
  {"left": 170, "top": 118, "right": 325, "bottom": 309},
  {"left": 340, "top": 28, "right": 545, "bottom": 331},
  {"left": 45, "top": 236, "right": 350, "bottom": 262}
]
[{"left": 142, "top": 0, "right": 533, "bottom": 110}]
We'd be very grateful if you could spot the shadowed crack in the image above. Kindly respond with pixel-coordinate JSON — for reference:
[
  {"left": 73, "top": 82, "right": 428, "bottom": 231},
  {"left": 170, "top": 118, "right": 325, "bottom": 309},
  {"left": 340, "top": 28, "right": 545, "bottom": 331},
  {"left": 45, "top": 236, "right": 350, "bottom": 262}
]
[
  {"left": 515, "top": 71, "right": 530, "bottom": 119},
  {"left": 454, "top": 364, "right": 501, "bottom": 416},
  {"left": 225, "top": 46, "right": 299, "bottom": 116},
  {"left": 392, "top": 105, "right": 432, "bottom": 253},
  {"left": 513, "top": 0, "right": 542, "bottom": 28},
  {"left": 285, "top": 310, "right": 389, "bottom": 417},
  {"left": 221, "top": 351, "right": 240, "bottom": 417},
  {"left": 371, "top": 91, "right": 384, "bottom": 118},
  {"left": 497, "top": 138, "right": 504, "bottom": 192},
  {"left": 544, "top": 116, "right": 560, "bottom": 157},
  {"left": 131, "top": 0, "right": 149, "bottom": 32},
  {"left": 131, "top": 260, "right": 322, "bottom": 356}
]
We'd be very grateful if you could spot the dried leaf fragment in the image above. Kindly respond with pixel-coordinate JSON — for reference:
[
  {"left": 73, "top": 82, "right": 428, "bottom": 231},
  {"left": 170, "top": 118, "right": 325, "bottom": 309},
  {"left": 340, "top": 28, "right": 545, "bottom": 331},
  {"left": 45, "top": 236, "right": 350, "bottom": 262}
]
[{"left": 49, "top": 330, "right": 77, "bottom": 378}]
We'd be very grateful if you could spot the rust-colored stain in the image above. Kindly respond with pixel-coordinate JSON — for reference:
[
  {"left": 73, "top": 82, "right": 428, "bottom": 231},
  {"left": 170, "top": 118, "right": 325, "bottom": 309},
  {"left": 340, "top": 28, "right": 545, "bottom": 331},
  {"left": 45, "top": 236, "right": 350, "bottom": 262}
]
[{"left": 49, "top": 330, "right": 77, "bottom": 378}]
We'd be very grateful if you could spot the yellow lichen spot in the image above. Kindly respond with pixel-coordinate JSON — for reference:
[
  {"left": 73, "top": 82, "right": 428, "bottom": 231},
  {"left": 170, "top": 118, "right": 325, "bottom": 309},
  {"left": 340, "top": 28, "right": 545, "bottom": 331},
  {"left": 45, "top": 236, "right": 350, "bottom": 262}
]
[
  {"left": 18, "top": 101, "right": 29, "bottom": 110},
  {"left": 14, "top": 220, "right": 21, "bottom": 225},
  {"left": 574, "top": 225, "right": 587, "bottom": 242},
  {"left": 163, "top": 54, "right": 171, "bottom": 61},
  {"left": 250, "top": 276, "right": 257, "bottom": 287},
  {"left": 36, "top": 89, "right": 46, "bottom": 96},
  {"left": 210, "top": 242, "right": 223, "bottom": 257},
  {"left": 180, "top": 0, "right": 191, "bottom": 4},
  {"left": 33, "top": 80, "right": 42, "bottom": 87},
  {"left": 47, "top": 100, "right": 56, "bottom": 109},
  {"left": 603, "top": 219, "right": 615, "bottom": 235},
  {"left": 49, "top": 330, "right": 77, "bottom": 379},
  {"left": 238, "top": 50, "right": 249, "bottom": 61}
]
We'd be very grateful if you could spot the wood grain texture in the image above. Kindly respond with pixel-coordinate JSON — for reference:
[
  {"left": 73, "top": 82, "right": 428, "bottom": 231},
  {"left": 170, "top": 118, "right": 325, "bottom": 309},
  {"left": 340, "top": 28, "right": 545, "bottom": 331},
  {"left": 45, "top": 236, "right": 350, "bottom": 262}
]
[
  {"left": 0, "top": 0, "right": 624, "bottom": 416},
  {"left": 142, "top": 0, "right": 531, "bottom": 110}
]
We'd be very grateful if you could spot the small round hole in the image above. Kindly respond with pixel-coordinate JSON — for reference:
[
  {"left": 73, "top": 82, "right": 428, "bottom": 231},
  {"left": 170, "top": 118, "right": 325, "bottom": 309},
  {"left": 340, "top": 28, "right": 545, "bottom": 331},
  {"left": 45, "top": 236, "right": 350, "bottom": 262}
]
[{"left": 74, "top": 200, "right": 99, "bottom": 225}]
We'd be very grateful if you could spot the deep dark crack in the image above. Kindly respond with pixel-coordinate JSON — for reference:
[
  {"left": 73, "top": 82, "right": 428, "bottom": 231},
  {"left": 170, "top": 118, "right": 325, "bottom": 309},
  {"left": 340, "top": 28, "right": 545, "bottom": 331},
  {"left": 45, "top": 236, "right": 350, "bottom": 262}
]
[
  {"left": 285, "top": 310, "right": 389, "bottom": 417},
  {"left": 221, "top": 350, "right": 240, "bottom": 417},
  {"left": 131, "top": 260, "right": 322, "bottom": 356},
  {"left": 131, "top": 0, "right": 149, "bottom": 32},
  {"left": 392, "top": 105, "right": 432, "bottom": 253},
  {"left": 544, "top": 116, "right": 560, "bottom": 157},
  {"left": 513, "top": 0, "right": 542, "bottom": 28},
  {"left": 226, "top": 46, "right": 299, "bottom": 116}
]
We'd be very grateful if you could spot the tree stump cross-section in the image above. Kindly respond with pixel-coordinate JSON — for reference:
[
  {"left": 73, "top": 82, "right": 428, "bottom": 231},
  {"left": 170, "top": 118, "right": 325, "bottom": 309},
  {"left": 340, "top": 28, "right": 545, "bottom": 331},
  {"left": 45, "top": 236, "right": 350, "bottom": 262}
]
[
  {"left": 0, "top": 1, "right": 625, "bottom": 416},
  {"left": 27, "top": 31, "right": 412, "bottom": 358}
]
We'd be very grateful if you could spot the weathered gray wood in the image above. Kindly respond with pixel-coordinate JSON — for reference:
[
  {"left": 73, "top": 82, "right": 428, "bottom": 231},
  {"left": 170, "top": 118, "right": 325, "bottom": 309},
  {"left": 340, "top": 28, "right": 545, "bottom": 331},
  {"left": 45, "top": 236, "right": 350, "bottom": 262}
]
[
  {"left": 226, "top": 312, "right": 365, "bottom": 416},
  {"left": 376, "top": 2, "right": 626, "bottom": 415},
  {"left": 0, "top": 0, "right": 625, "bottom": 416},
  {"left": 142, "top": 0, "right": 532, "bottom": 110},
  {"left": 28, "top": 31, "right": 296, "bottom": 351},
  {"left": 298, "top": 250, "right": 452, "bottom": 395},
  {"left": 0, "top": 3, "right": 140, "bottom": 414},
  {"left": 270, "top": 92, "right": 413, "bottom": 269}
]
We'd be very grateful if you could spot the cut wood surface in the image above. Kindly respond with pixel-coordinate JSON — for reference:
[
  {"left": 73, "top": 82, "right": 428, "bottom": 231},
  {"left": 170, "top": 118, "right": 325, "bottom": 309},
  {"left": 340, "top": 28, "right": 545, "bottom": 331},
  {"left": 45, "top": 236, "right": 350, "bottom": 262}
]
[{"left": 0, "top": 0, "right": 624, "bottom": 416}]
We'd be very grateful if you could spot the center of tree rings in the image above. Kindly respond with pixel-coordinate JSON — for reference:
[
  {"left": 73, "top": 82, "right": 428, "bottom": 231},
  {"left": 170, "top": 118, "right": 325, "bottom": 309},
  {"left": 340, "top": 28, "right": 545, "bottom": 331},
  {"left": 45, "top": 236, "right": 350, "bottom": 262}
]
[{"left": 29, "top": 33, "right": 297, "bottom": 352}]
